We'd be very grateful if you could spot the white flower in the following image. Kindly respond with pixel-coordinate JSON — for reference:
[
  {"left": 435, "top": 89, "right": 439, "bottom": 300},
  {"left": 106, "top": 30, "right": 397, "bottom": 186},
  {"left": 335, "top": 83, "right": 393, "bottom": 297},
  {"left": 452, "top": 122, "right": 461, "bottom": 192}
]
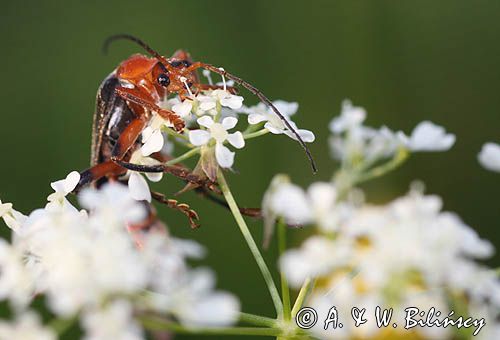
[
  {"left": 478, "top": 142, "right": 500, "bottom": 172},
  {"left": 269, "top": 182, "right": 311, "bottom": 224},
  {"left": 398, "top": 121, "right": 456, "bottom": 151},
  {"left": 243, "top": 100, "right": 315, "bottom": 142},
  {"left": 189, "top": 116, "right": 245, "bottom": 168},
  {"left": 125, "top": 150, "right": 165, "bottom": 202},
  {"left": 210, "top": 70, "right": 243, "bottom": 111},
  {"left": 0, "top": 312, "right": 56, "bottom": 340},
  {"left": 140, "top": 114, "right": 177, "bottom": 157},
  {"left": 82, "top": 300, "right": 144, "bottom": 340},
  {"left": 0, "top": 200, "right": 26, "bottom": 232},
  {"left": 329, "top": 101, "right": 455, "bottom": 171},
  {"left": 141, "top": 126, "right": 164, "bottom": 157},
  {"left": 212, "top": 89, "right": 244, "bottom": 109},
  {"left": 328, "top": 101, "right": 403, "bottom": 163},
  {"left": 128, "top": 172, "right": 151, "bottom": 202},
  {"left": 329, "top": 100, "right": 366, "bottom": 133},
  {"left": 268, "top": 181, "right": 343, "bottom": 231},
  {"left": 46, "top": 171, "right": 80, "bottom": 211},
  {"left": 49, "top": 171, "right": 80, "bottom": 197},
  {"left": 172, "top": 98, "right": 194, "bottom": 117},
  {"left": 193, "top": 89, "right": 243, "bottom": 117}
]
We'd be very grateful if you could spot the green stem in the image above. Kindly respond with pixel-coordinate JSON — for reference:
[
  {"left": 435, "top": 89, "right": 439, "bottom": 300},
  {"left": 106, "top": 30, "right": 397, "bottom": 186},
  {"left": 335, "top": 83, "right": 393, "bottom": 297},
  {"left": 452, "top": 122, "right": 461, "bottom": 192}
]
[
  {"left": 239, "top": 312, "right": 276, "bottom": 327},
  {"left": 291, "top": 278, "right": 312, "bottom": 318},
  {"left": 165, "top": 147, "right": 200, "bottom": 166},
  {"left": 354, "top": 148, "right": 409, "bottom": 184},
  {"left": 244, "top": 129, "right": 270, "bottom": 140},
  {"left": 278, "top": 219, "right": 291, "bottom": 321},
  {"left": 141, "top": 316, "right": 282, "bottom": 337},
  {"left": 243, "top": 122, "right": 265, "bottom": 134},
  {"left": 217, "top": 169, "right": 283, "bottom": 315}
]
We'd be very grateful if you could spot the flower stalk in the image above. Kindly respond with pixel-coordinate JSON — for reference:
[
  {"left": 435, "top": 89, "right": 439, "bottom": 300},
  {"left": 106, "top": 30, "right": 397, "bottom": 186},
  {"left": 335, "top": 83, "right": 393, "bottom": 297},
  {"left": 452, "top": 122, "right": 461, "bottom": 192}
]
[
  {"left": 140, "top": 316, "right": 283, "bottom": 337},
  {"left": 278, "top": 219, "right": 291, "bottom": 322},
  {"left": 217, "top": 169, "right": 283, "bottom": 315},
  {"left": 291, "top": 278, "right": 313, "bottom": 318}
]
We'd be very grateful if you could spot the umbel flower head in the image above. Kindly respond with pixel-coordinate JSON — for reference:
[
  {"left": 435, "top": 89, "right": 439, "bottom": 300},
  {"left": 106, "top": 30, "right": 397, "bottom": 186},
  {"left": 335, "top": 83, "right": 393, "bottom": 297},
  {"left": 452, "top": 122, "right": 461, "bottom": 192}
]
[
  {"left": 0, "top": 177, "right": 240, "bottom": 338},
  {"left": 258, "top": 100, "right": 499, "bottom": 339},
  {"left": 269, "top": 179, "right": 500, "bottom": 339},
  {"left": 329, "top": 100, "right": 455, "bottom": 165}
]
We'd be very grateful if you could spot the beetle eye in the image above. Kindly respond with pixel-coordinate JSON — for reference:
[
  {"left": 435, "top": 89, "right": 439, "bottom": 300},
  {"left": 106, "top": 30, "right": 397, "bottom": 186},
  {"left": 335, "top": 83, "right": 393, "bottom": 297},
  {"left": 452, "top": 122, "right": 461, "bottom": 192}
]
[{"left": 157, "top": 73, "right": 170, "bottom": 86}]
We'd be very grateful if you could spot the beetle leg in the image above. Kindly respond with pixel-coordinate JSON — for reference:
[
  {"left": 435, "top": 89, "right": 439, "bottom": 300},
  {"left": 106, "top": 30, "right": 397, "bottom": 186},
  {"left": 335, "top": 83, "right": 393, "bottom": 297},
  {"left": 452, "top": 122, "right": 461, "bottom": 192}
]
[
  {"left": 111, "top": 118, "right": 147, "bottom": 160},
  {"left": 194, "top": 186, "right": 261, "bottom": 218},
  {"left": 75, "top": 161, "right": 126, "bottom": 192},
  {"left": 151, "top": 191, "right": 200, "bottom": 229},
  {"left": 115, "top": 86, "right": 185, "bottom": 131},
  {"left": 111, "top": 159, "right": 219, "bottom": 194}
]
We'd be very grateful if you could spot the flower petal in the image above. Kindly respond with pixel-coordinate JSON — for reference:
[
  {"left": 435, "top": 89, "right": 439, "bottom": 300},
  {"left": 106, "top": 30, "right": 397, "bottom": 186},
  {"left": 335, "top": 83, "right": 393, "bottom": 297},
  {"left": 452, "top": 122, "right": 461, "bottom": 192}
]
[
  {"left": 227, "top": 132, "right": 245, "bottom": 149},
  {"left": 478, "top": 142, "right": 500, "bottom": 172},
  {"left": 172, "top": 100, "right": 193, "bottom": 117},
  {"left": 248, "top": 113, "right": 267, "bottom": 125},
  {"left": 141, "top": 130, "right": 164, "bottom": 157},
  {"left": 199, "top": 99, "right": 217, "bottom": 112},
  {"left": 51, "top": 171, "right": 81, "bottom": 194},
  {"left": 407, "top": 121, "right": 455, "bottom": 152},
  {"left": 272, "top": 100, "right": 299, "bottom": 117},
  {"left": 197, "top": 116, "right": 215, "bottom": 128},
  {"left": 189, "top": 130, "right": 211, "bottom": 146},
  {"left": 284, "top": 129, "right": 315, "bottom": 143},
  {"left": 128, "top": 173, "right": 151, "bottom": 202},
  {"left": 145, "top": 172, "right": 163, "bottom": 182},
  {"left": 221, "top": 117, "right": 238, "bottom": 130},
  {"left": 215, "top": 143, "right": 235, "bottom": 168},
  {"left": 264, "top": 122, "right": 284, "bottom": 134},
  {"left": 329, "top": 100, "right": 366, "bottom": 133},
  {"left": 141, "top": 126, "right": 154, "bottom": 141},
  {"left": 0, "top": 202, "right": 12, "bottom": 218},
  {"left": 271, "top": 183, "right": 312, "bottom": 224},
  {"left": 220, "top": 94, "right": 244, "bottom": 109}
]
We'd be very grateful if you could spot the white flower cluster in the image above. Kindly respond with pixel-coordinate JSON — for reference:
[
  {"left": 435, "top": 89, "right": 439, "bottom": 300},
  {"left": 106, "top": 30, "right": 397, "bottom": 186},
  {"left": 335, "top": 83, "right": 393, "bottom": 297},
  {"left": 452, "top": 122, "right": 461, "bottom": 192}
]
[
  {"left": 329, "top": 100, "right": 455, "bottom": 167},
  {"left": 124, "top": 71, "right": 315, "bottom": 201},
  {"left": 268, "top": 181, "right": 500, "bottom": 339},
  {"left": 0, "top": 173, "right": 239, "bottom": 339},
  {"left": 261, "top": 100, "right": 499, "bottom": 339}
]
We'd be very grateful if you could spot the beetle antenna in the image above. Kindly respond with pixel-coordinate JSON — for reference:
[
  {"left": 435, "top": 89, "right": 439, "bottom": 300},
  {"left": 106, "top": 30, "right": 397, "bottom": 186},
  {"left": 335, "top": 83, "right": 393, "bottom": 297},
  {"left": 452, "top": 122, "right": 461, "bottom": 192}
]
[
  {"left": 102, "top": 34, "right": 174, "bottom": 71},
  {"left": 201, "top": 64, "right": 317, "bottom": 173}
]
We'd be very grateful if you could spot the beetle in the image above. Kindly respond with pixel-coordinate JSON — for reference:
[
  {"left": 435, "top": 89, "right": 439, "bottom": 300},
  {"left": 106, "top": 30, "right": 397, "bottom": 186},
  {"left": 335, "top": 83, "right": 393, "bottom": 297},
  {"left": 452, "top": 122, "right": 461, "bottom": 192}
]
[{"left": 74, "top": 34, "right": 315, "bottom": 227}]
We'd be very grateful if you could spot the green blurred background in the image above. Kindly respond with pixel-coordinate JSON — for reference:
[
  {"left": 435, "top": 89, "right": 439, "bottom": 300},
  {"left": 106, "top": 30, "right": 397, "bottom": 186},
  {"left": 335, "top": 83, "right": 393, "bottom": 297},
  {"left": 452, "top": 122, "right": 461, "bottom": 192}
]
[{"left": 1, "top": 0, "right": 500, "bottom": 339}]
